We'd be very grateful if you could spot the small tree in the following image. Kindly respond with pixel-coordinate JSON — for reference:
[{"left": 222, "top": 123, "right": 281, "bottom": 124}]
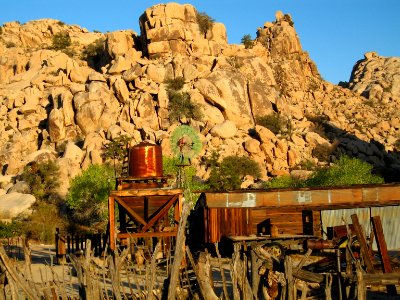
[
  {"left": 168, "top": 92, "right": 203, "bottom": 122},
  {"left": 196, "top": 11, "right": 214, "bottom": 37},
  {"left": 66, "top": 164, "right": 115, "bottom": 230},
  {"left": 103, "top": 135, "right": 131, "bottom": 177},
  {"left": 241, "top": 34, "right": 253, "bottom": 49},
  {"left": 20, "top": 160, "right": 60, "bottom": 202}
]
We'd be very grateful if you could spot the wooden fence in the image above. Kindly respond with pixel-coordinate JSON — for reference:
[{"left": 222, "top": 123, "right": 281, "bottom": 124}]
[{"left": 55, "top": 228, "right": 107, "bottom": 260}]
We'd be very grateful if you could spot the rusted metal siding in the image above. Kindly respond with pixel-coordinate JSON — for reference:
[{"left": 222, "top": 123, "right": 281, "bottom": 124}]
[
  {"left": 320, "top": 206, "right": 400, "bottom": 250},
  {"left": 204, "top": 208, "right": 252, "bottom": 243}
]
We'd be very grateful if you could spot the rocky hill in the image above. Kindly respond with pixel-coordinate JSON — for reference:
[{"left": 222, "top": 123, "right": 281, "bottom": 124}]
[{"left": 0, "top": 3, "right": 399, "bottom": 197}]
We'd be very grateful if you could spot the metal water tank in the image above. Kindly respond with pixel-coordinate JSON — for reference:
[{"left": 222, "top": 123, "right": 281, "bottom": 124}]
[{"left": 129, "top": 142, "right": 163, "bottom": 178}]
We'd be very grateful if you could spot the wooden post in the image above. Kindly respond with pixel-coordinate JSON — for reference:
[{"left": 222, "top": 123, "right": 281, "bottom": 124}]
[
  {"left": 356, "top": 262, "right": 366, "bottom": 300},
  {"left": 284, "top": 256, "right": 294, "bottom": 300},
  {"left": 108, "top": 196, "right": 116, "bottom": 251},
  {"left": 215, "top": 243, "right": 229, "bottom": 300},
  {"left": 371, "top": 216, "right": 397, "bottom": 295},
  {"left": 251, "top": 247, "right": 260, "bottom": 298},
  {"left": 167, "top": 201, "right": 190, "bottom": 300},
  {"left": 351, "top": 214, "right": 375, "bottom": 273}
]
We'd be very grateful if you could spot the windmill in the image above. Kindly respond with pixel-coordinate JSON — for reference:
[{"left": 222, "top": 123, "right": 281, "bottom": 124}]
[{"left": 169, "top": 125, "right": 202, "bottom": 188}]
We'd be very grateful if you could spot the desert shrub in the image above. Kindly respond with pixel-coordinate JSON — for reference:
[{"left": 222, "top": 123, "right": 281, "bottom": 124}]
[
  {"left": 256, "top": 113, "right": 290, "bottom": 135},
  {"left": 66, "top": 164, "right": 115, "bottom": 230},
  {"left": 23, "top": 202, "right": 66, "bottom": 243},
  {"left": 298, "top": 159, "right": 317, "bottom": 171},
  {"left": 57, "top": 21, "right": 65, "bottom": 26},
  {"left": 19, "top": 160, "right": 60, "bottom": 202},
  {"left": 168, "top": 92, "right": 202, "bottom": 122},
  {"left": 51, "top": 32, "right": 71, "bottom": 50},
  {"left": 208, "top": 155, "right": 261, "bottom": 191},
  {"left": 305, "top": 156, "right": 384, "bottom": 187},
  {"left": 312, "top": 143, "right": 334, "bottom": 162},
  {"left": 165, "top": 76, "right": 185, "bottom": 91},
  {"left": 264, "top": 156, "right": 383, "bottom": 190},
  {"left": 0, "top": 221, "right": 23, "bottom": 238},
  {"left": 241, "top": 34, "right": 253, "bottom": 49},
  {"left": 196, "top": 11, "right": 214, "bottom": 36},
  {"left": 82, "top": 38, "right": 106, "bottom": 69},
  {"left": 61, "top": 48, "right": 76, "bottom": 57},
  {"left": 5, "top": 41, "right": 16, "bottom": 48},
  {"left": 264, "top": 175, "right": 303, "bottom": 189}
]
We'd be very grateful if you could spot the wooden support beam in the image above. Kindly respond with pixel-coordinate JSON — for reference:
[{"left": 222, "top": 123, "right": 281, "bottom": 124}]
[
  {"left": 350, "top": 214, "right": 375, "bottom": 273},
  {"left": 114, "top": 196, "right": 147, "bottom": 226},
  {"left": 371, "top": 216, "right": 397, "bottom": 295},
  {"left": 110, "top": 188, "right": 182, "bottom": 197},
  {"left": 141, "top": 194, "right": 179, "bottom": 232},
  {"left": 117, "top": 231, "right": 177, "bottom": 238}
]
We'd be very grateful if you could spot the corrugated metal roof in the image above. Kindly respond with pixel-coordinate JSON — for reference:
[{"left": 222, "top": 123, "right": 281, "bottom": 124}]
[{"left": 321, "top": 206, "right": 400, "bottom": 250}]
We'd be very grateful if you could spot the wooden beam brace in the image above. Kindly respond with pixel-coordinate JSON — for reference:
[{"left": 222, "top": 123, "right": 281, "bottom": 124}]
[
  {"left": 114, "top": 196, "right": 147, "bottom": 227},
  {"left": 351, "top": 214, "right": 375, "bottom": 273},
  {"left": 141, "top": 194, "right": 179, "bottom": 232}
]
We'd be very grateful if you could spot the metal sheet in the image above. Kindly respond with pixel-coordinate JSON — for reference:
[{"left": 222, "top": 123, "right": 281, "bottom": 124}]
[
  {"left": 203, "top": 184, "right": 400, "bottom": 209},
  {"left": 321, "top": 206, "right": 400, "bottom": 250}
]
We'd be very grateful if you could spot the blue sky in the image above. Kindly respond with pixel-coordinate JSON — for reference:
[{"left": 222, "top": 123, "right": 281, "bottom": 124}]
[{"left": 1, "top": 0, "right": 399, "bottom": 84}]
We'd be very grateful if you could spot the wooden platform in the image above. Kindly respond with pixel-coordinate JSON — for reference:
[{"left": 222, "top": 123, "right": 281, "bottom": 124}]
[{"left": 108, "top": 187, "right": 183, "bottom": 251}]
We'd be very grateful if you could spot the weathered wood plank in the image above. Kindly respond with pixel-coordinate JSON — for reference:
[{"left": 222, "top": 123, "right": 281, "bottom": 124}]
[{"left": 371, "top": 215, "right": 397, "bottom": 295}]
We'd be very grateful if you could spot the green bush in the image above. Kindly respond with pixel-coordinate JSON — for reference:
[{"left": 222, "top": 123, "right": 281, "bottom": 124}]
[
  {"left": 51, "top": 32, "right": 71, "bottom": 50},
  {"left": 241, "top": 34, "right": 253, "bottom": 49},
  {"left": 168, "top": 92, "right": 203, "bottom": 122},
  {"left": 208, "top": 155, "right": 261, "bottom": 191},
  {"left": 305, "top": 156, "right": 384, "bottom": 187},
  {"left": 19, "top": 160, "right": 60, "bottom": 202},
  {"left": 196, "top": 11, "right": 214, "bottom": 36},
  {"left": 264, "top": 175, "right": 303, "bottom": 189},
  {"left": 264, "top": 156, "right": 383, "bottom": 189},
  {"left": 66, "top": 164, "right": 115, "bottom": 229}
]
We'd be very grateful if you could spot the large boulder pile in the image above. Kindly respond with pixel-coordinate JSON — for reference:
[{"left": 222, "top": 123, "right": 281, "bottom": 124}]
[{"left": 0, "top": 2, "right": 399, "bottom": 210}]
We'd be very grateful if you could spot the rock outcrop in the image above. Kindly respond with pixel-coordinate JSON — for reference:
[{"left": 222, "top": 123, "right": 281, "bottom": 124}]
[{"left": 0, "top": 2, "right": 399, "bottom": 205}]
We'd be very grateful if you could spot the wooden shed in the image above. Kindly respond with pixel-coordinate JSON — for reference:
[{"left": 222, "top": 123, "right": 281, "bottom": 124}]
[{"left": 192, "top": 184, "right": 400, "bottom": 245}]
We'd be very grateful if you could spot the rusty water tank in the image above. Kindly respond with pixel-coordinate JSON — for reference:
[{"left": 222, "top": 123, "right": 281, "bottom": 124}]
[{"left": 129, "top": 142, "right": 163, "bottom": 178}]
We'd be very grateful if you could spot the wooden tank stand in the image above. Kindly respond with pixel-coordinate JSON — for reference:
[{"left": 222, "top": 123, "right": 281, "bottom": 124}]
[{"left": 108, "top": 188, "right": 183, "bottom": 251}]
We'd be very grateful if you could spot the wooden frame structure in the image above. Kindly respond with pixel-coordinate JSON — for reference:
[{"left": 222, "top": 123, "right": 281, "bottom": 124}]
[{"left": 108, "top": 187, "right": 183, "bottom": 251}]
